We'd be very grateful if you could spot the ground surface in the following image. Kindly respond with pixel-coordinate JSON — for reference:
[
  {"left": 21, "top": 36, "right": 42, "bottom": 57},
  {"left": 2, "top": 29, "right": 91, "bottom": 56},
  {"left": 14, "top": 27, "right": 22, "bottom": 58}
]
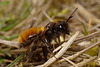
[{"left": 0, "top": 0, "right": 100, "bottom": 67}]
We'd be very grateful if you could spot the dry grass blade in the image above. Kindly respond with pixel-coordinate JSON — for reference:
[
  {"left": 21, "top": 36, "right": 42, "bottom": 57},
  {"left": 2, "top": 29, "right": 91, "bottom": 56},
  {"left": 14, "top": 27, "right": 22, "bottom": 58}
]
[
  {"left": 36, "top": 31, "right": 79, "bottom": 67},
  {"left": 62, "top": 57, "right": 78, "bottom": 67},
  {"left": 4, "top": 59, "right": 13, "bottom": 63},
  {"left": 73, "top": 31, "right": 100, "bottom": 44},
  {"left": 70, "top": 56, "right": 97, "bottom": 67},
  {"left": 0, "top": 53, "right": 5, "bottom": 56},
  {"left": 43, "top": 11, "right": 53, "bottom": 22},
  {"left": 0, "top": 0, "right": 100, "bottom": 66},
  {"left": 88, "top": 24, "right": 100, "bottom": 32},
  {"left": 5, "top": 0, "right": 52, "bottom": 35},
  {"left": 3, "top": 48, "right": 26, "bottom": 55},
  {"left": 58, "top": 41, "right": 100, "bottom": 63},
  {"left": 74, "top": 3, "right": 100, "bottom": 23},
  {"left": 88, "top": 17, "right": 92, "bottom": 29},
  {"left": 0, "top": 39, "right": 19, "bottom": 48}
]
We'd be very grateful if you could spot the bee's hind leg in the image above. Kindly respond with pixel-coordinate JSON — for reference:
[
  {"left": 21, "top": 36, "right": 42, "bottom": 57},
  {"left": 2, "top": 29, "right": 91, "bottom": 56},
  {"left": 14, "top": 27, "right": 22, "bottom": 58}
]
[
  {"left": 42, "top": 46, "right": 48, "bottom": 61},
  {"left": 26, "top": 39, "right": 38, "bottom": 62}
]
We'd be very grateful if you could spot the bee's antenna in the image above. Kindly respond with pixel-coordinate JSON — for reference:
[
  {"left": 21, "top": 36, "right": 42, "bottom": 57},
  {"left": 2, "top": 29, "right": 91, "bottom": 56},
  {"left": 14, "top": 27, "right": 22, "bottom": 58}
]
[{"left": 66, "top": 8, "right": 78, "bottom": 23}]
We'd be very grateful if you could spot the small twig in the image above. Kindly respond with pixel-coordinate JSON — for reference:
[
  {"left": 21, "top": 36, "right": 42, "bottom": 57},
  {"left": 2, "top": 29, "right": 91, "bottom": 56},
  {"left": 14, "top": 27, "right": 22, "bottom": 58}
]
[
  {"left": 53, "top": 32, "right": 79, "bottom": 53},
  {"left": 57, "top": 41, "right": 100, "bottom": 63},
  {"left": 74, "top": 3, "right": 100, "bottom": 23},
  {"left": 0, "top": 53, "right": 5, "bottom": 56},
  {"left": 96, "top": 57, "right": 100, "bottom": 66},
  {"left": 98, "top": 46, "right": 100, "bottom": 58},
  {"left": 88, "top": 17, "right": 92, "bottom": 30},
  {"left": 4, "top": 59, "right": 13, "bottom": 63},
  {"left": 62, "top": 57, "right": 78, "bottom": 67},
  {"left": 0, "top": 39, "right": 19, "bottom": 48},
  {"left": 43, "top": 11, "right": 53, "bottom": 22},
  {"left": 36, "top": 31, "right": 79, "bottom": 67},
  {"left": 73, "top": 31, "right": 100, "bottom": 44},
  {"left": 5, "top": 0, "right": 53, "bottom": 36},
  {"left": 70, "top": 56, "right": 97, "bottom": 67},
  {"left": 54, "top": 30, "right": 100, "bottom": 52},
  {"left": 88, "top": 24, "right": 100, "bottom": 32},
  {"left": 23, "top": 62, "right": 44, "bottom": 66},
  {"left": 75, "top": 12, "right": 86, "bottom": 24},
  {"left": 3, "top": 48, "right": 27, "bottom": 54}
]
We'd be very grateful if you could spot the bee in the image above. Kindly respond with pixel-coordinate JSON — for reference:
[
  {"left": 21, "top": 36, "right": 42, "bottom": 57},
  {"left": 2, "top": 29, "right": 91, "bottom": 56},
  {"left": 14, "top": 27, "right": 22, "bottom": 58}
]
[{"left": 18, "top": 8, "right": 78, "bottom": 62}]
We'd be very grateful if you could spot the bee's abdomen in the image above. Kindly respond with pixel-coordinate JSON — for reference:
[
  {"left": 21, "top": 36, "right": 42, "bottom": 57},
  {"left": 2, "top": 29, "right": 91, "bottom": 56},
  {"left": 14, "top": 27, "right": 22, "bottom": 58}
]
[{"left": 18, "top": 27, "right": 44, "bottom": 44}]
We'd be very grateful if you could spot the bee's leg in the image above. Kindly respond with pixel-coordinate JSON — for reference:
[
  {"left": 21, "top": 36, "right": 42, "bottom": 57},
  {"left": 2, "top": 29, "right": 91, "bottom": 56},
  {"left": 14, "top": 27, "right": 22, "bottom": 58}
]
[
  {"left": 53, "top": 33, "right": 60, "bottom": 49},
  {"left": 63, "top": 34, "right": 65, "bottom": 42},
  {"left": 44, "top": 38, "right": 58, "bottom": 60},
  {"left": 45, "top": 41, "right": 52, "bottom": 53},
  {"left": 45, "top": 38, "right": 53, "bottom": 53},
  {"left": 44, "top": 37, "right": 52, "bottom": 50},
  {"left": 42, "top": 46, "right": 48, "bottom": 61},
  {"left": 26, "top": 39, "right": 38, "bottom": 62},
  {"left": 41, "top": 38, "right": 52, "bottom": 61},
  {"left": 45, "top": 43, "right": 57, "bottom": 58},
  {"left": 57, "top": 33, "right": 61, "bottom": 45}
]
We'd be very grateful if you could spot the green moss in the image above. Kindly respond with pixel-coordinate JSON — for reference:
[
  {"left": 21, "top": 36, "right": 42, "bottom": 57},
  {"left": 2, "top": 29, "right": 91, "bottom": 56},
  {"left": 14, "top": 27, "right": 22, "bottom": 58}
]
[
  {"left": 87, "top": 61, "right": 96, "bottom": 67},
  {"left": 85, "top": 46, "right": 98, "bottom": 56},
  {"left": 57, "top": 8, "right": 68, "bottom": 16}
]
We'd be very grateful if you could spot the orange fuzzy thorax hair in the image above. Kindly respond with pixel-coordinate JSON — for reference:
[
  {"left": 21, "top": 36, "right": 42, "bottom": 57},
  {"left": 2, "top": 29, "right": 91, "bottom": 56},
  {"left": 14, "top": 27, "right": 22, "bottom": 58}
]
[{"left": 18, "top": 27, "right": 44, "bottom": 44}]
